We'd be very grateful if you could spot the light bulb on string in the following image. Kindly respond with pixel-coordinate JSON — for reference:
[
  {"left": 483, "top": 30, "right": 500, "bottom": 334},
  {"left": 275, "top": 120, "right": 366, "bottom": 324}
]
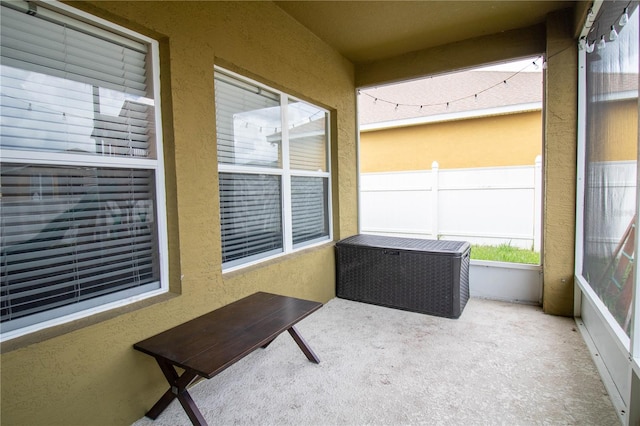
[
  {"left": 620, "top": 7, "right": 629, "bottom": 26},
  {"left": 395, "top": 104, "right": 399, "bottom": 111},
  {"left": 610, "top": 25, "right": 618, "bottom": 41},
  {"left": 532, "top": 60, "right": 539, "bottom": 70},
  {"left": 597, "top": 35, "right": 606, "bottom": 50},
  {"left": 579, "top": 37, "right": 587, "bottom": 50},
  {"left": 586, "top": 40, "right": 595, "bottom": 53}
]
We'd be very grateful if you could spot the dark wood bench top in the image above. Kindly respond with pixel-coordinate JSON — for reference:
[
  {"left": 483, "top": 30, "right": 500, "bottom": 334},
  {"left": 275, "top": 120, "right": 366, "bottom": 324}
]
[{"left": 134, "top": 291, "right": 323, "bottom": 379}]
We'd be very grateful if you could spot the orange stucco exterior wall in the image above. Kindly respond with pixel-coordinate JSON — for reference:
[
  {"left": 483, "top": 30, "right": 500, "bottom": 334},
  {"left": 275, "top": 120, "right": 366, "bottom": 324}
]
[{"left": 360, "top": 110, "right": 542, "bottom": 172}]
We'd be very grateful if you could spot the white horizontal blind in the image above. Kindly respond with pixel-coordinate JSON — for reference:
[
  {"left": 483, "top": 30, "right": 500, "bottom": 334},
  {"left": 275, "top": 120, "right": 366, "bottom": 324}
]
[
  {"left": 0, "top": 1, "right": 164, "bottom": 336},
  {"left": 214, "top": 69, "right": 331, "bottom": 269},
  {"left": 214, "top": 75, "right": 281, "bottom": 168},
  {"left": 291, "top": 176, "right": 329, "bottom": 246},
  {"left": 288, "top": 102, "right": 327, "bottom": 172},
  {"left": 0, "top": 3, "right": 153, "bottom": 158},
  {"left": 218, "top": 173, "right": 283, "bottom": 266},
  {"left": 1, "top": 164, "right": 160, "bottom": 329}
]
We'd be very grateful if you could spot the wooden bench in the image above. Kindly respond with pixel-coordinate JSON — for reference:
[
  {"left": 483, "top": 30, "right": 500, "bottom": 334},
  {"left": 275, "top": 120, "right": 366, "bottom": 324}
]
[{"left": 133, "top": 292, "right": 322, "bottom": 425}]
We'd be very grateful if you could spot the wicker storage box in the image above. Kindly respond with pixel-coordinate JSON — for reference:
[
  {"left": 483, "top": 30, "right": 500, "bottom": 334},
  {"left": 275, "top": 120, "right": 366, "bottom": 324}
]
[{"left": 335, "top": 234, "right": 471, "bottom": 319}]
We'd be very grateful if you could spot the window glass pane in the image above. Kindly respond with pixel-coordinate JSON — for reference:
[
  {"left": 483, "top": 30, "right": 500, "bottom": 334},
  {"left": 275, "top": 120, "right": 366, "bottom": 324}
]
[
  {"left": 289, "top": 101, "right": 327, "bottom": 171},
  {"left": 214, "top": 69, "right": 331, "bottom": 269},
  {"left": 215, "top": 74, "right": 282, "bottom": 168},
  {"left": 0, "top": 5, "right": 155, "bottom": 159},
  {"left": 291, "top": 176, "right": 329, "bottom": 246},
  {"left": 1, "top": 163, "right": 161, "bottom": 330},
  {"left": 582, "top": 4, "right": 638, "bottom": 336},
  {"left": 219, "top": 173, "right": 283, "bottom": 265}
]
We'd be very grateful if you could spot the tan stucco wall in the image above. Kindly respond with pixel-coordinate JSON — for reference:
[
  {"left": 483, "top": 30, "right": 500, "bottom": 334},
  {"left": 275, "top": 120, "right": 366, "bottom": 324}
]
[
  {"left": 360, "top": 110, "right": 542, "bottom": 172},
  {"left": 0, "top": 1, "right": 357, "bottom": 425},
  {"left": 543, "top": 9, "right": 578, "bottom": 316},
  {"left": 356, "top": 24, "right": 546, "bottom": 88}
]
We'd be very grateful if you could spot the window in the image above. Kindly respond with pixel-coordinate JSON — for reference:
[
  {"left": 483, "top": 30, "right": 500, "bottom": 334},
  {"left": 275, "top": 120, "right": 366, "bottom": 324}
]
[
  {"left": 0, "top": 1, "right": 168, "bottom": 340},
  {"left": 578, "top": 2, "right": 638, "bottom": 338},
  {"left": 214, "top": 68, "right": 331, "bottom": 270}
]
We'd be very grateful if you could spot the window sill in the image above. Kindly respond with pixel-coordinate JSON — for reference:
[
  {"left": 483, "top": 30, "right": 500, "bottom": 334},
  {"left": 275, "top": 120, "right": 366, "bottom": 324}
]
[
  {"left": 222, "top": 240, "right": 335, "bottom": 279},
  {"left": 0, "top": 291, "right": 178, "bottom": 354}
]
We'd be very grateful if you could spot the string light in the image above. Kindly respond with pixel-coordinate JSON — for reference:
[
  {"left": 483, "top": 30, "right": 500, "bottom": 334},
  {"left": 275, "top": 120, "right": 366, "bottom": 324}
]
[
  {"left": 620, "top": 7, "right": 629, "bottom": 26},
  {"left": 586, "top": 40, "right": 595, "bottom": 53},
  {"left": 233, "top": 109, "right": 324, "bottom": 133},
  {"left": 582, "top": 3, "right": 633, "bottom": 54},
  {"left": 579, "top": 37, "right": 587, "bottom": 51},
  {"left": 358, "top": 55, "right": 542, "bottom": 113}
]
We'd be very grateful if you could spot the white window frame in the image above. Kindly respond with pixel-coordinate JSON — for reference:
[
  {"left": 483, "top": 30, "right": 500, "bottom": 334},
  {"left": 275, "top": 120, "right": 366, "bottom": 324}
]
[
  {"left": 215, "top": 67, "right": 333, "bottom": 272},
  {"left": 0, "top": 0, "right": 169, "bottom": 341}
]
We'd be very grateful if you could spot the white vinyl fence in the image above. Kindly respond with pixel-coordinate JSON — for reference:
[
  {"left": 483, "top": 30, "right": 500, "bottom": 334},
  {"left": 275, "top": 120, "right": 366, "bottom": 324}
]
[{"left": 360, "top": 157, "right": 543, "bottom": 250}]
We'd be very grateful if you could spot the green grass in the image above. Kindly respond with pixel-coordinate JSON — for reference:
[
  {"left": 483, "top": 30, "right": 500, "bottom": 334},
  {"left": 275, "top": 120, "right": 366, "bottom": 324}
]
[{"left": 471, "top": 243, "right": 540, "bottom": 265}]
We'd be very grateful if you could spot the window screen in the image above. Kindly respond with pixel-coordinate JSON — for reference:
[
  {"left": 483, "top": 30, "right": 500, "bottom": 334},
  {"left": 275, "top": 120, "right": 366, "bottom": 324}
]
[{"left": 581, "top": 2, "right": 638, "bottom": 336}]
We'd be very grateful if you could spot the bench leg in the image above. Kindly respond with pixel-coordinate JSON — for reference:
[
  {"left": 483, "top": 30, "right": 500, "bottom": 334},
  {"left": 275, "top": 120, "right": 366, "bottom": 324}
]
[
  {"left": 261, "top": 338, "right": 275, "bottom": 349},
  {"left": 146, "top": 358, "right": 207, "bottom": 426},
  {"left": 288, "top": 325, "right": 320, "bottom": 364}
]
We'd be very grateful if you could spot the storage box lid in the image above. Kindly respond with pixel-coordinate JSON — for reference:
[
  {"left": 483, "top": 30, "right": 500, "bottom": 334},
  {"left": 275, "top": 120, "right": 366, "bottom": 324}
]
[{"left": 336, "top": 234, "right": 470, "bottom": 256}]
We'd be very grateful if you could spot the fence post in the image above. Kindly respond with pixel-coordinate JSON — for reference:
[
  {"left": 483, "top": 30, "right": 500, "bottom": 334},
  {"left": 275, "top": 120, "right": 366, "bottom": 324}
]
[
  {"left": 534, "top": 155, "right": 542, "bottom": 252},
  {"left": 431, "top": 161, "right": 439, "bottom": 239}
]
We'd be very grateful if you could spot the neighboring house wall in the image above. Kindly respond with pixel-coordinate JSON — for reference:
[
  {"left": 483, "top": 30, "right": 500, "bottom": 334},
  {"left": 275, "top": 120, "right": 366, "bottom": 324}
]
[
  {"left": 592, "top": 98, "right": 638, "bottom": 162},
  {"left": 0, "top": 1, "right": 357, "bottom": 425},
  {"left": 360, "top": 110, "right": 542, "bottom": 172}
]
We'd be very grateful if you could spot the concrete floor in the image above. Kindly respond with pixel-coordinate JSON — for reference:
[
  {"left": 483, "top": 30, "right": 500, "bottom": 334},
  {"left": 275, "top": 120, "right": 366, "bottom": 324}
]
[{"left": 133, "top": 297, "right": 619, "bottom": 425}]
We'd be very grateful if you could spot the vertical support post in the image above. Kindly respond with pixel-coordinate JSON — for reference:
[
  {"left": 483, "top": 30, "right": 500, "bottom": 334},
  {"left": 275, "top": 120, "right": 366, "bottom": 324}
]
[
  {"left": 534, "top": 155, "right": 542, "bottom": 252},
  {"left": 431, "top": 161, "right": 439, "bottom": 240}
]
